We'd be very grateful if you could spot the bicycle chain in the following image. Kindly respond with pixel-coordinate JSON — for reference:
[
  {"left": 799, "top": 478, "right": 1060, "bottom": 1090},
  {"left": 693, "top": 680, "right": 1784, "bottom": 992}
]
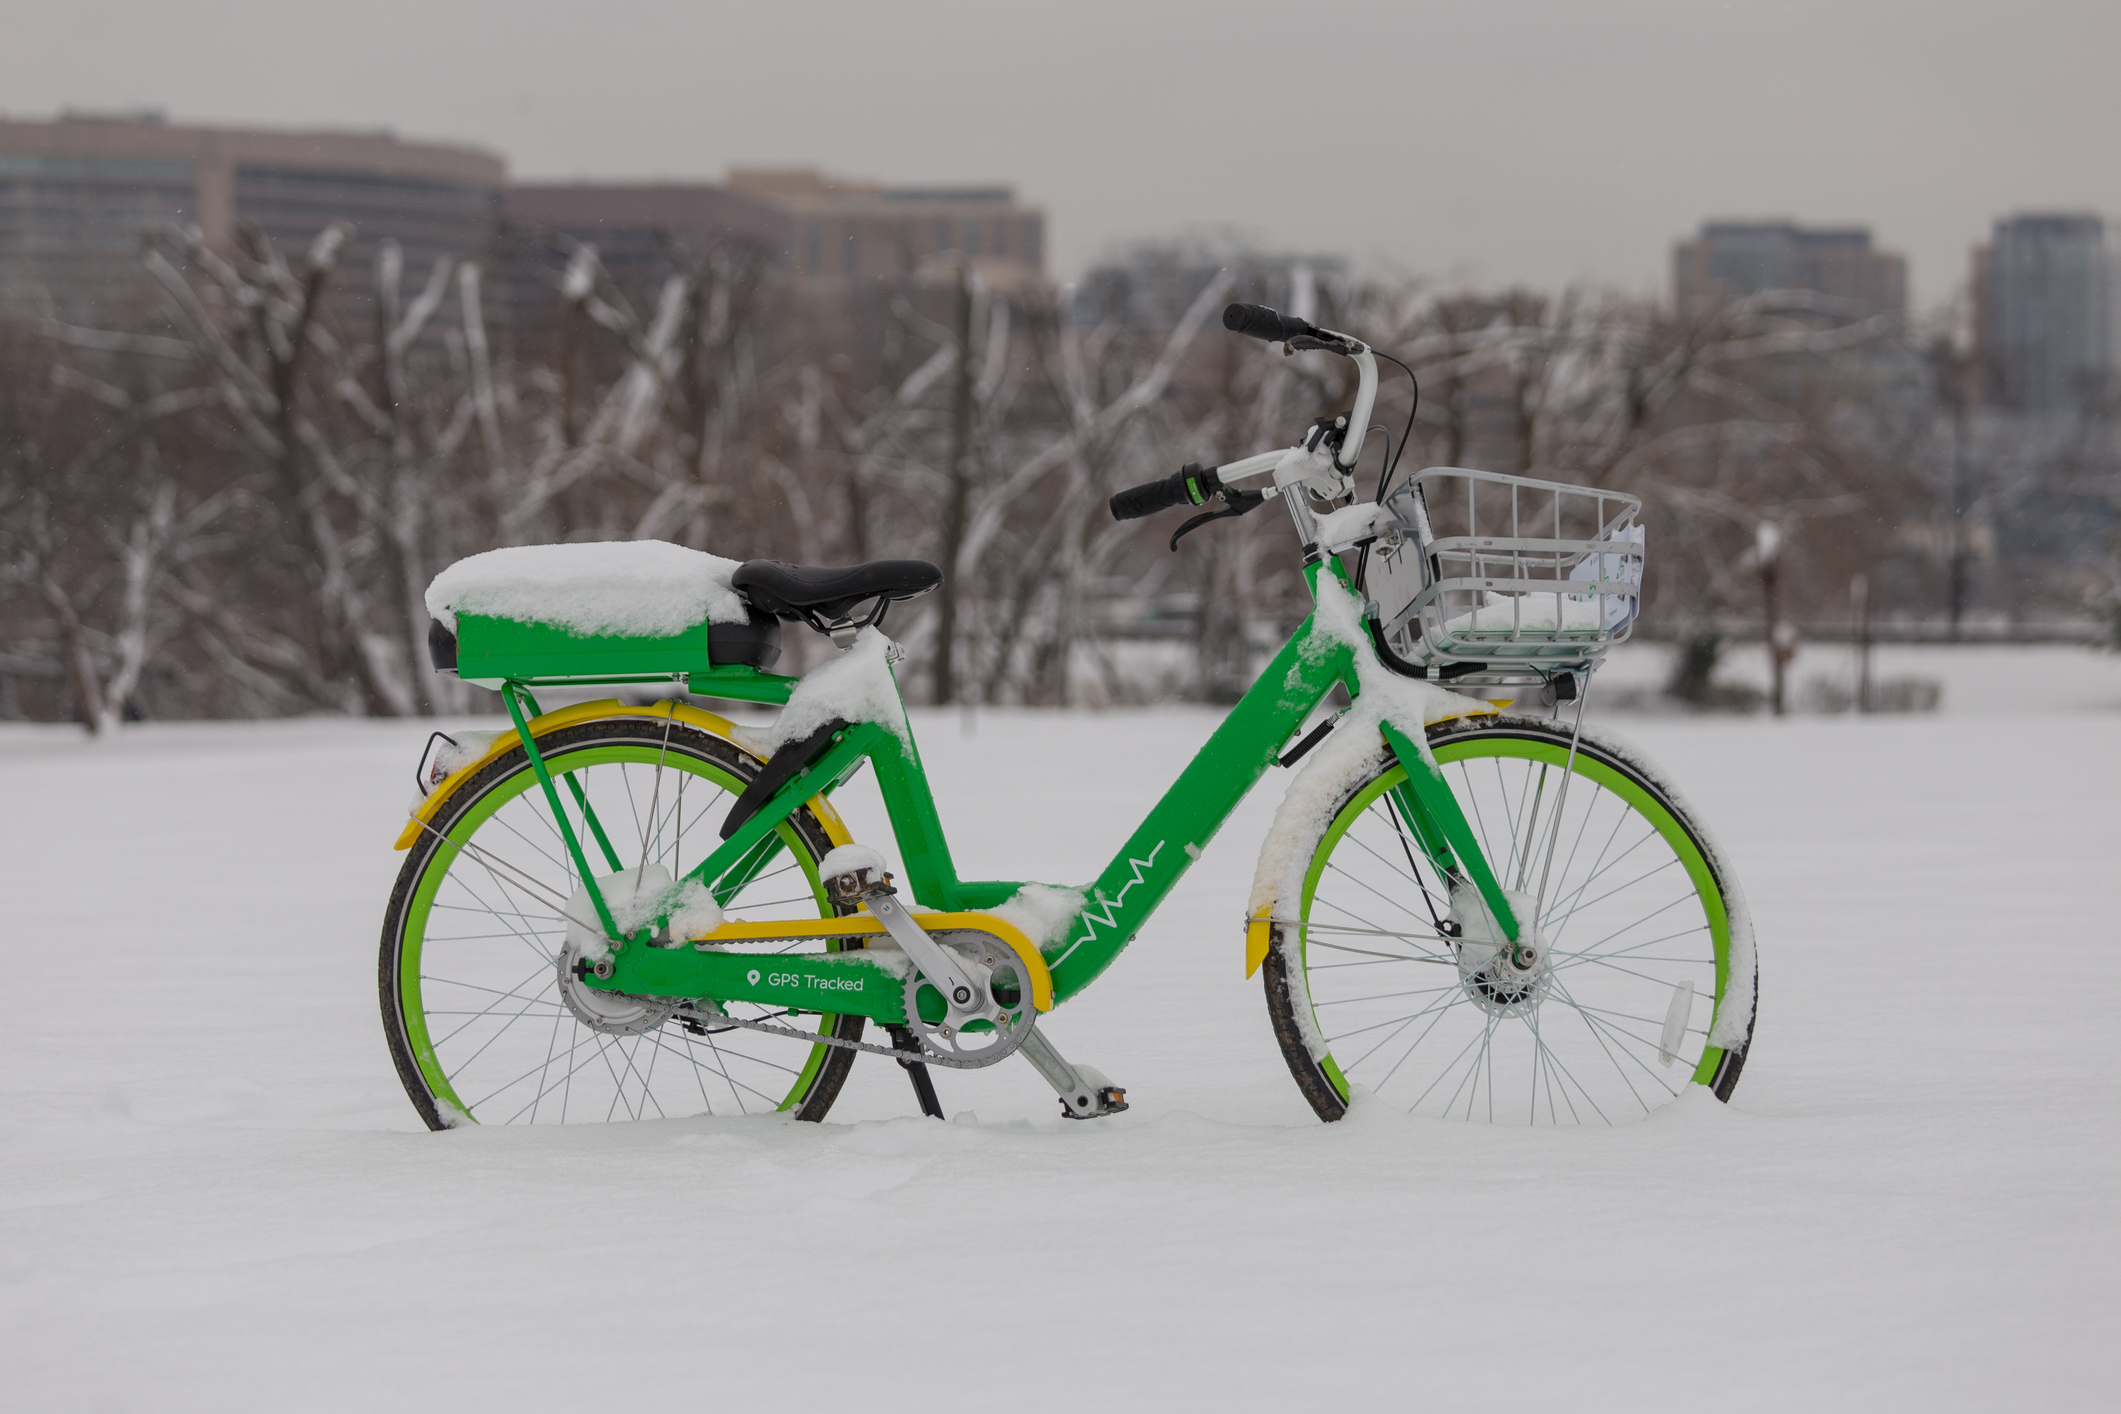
[{"left": 675, "top": 998, "right": 1031, "bottom": 1070}]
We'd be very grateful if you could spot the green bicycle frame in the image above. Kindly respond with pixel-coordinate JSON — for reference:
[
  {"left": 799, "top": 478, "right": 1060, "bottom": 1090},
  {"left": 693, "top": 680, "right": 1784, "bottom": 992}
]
[{"left": 552, "top": 560, "right": 1518, "bottom": 1019}]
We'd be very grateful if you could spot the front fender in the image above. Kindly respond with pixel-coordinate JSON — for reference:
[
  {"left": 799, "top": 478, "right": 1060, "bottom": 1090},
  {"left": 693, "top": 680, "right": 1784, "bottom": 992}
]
[
  {"left": 392, "top": 698, "right": 853, "bottom": 851},
  {"left": 1243, "top": 697, "right": 1505, "bottom": 978}
]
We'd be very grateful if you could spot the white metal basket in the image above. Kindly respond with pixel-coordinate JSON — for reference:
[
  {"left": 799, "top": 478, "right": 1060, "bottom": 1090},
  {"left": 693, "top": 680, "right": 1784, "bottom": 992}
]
[{"left": 1364, "top": 467, "right": 1644, "bottom": 687}]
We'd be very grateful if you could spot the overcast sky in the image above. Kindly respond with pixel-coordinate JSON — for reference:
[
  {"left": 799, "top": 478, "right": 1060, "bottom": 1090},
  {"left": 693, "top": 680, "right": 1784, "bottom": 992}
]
[{"left": 6, "top": 0, "right": 2114, "bottom": 311}]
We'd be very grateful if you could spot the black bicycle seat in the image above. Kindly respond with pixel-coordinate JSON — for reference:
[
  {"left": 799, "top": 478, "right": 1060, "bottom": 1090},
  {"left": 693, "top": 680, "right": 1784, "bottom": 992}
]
[{"left": 733, "top": 559, "right": 942, "bottom": 623}]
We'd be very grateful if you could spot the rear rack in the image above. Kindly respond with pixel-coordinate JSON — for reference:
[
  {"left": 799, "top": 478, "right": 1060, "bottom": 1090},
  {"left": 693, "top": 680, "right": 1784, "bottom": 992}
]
[{"left": 1364, "top": 467, "right": 1644, "bottom": 689}]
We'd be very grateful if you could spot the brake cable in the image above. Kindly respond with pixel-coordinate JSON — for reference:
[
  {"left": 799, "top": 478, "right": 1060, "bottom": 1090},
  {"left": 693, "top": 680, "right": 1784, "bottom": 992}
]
[{"left": 1356, "top": 349, "right": 1422, "bottom": 595}]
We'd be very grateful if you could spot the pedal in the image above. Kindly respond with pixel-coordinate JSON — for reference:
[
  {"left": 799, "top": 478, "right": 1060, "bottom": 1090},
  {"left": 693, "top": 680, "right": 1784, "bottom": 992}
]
[
  {"left": 818, "top": 843, "right": 891, "bottom": 903},
  {"left": 1057, "top": 1069, "right": 1129, "bottom": 1121},
  {"left": 1018, "top": 1026, "right": 1129, "bottom": 1121}
]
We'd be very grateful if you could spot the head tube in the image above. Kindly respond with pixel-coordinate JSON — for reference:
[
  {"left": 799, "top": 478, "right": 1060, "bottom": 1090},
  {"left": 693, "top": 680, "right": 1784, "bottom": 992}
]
[{"left": 1283, "top": 481, "right": 1324, "bottom": 559}]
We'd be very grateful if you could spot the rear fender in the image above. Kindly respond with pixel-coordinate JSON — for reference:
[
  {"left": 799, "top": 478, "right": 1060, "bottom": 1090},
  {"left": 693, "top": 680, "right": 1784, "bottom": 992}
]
[{"left": 392, "top": 699, "right": 852, "bottom": 851}]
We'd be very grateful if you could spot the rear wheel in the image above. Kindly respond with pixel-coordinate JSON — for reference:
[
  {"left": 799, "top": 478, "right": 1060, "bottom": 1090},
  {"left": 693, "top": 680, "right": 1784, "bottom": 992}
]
[
  {"left": 1263, "top": 715, "right": 1752, "bottom": 1123},
  {"left": 380, "top": 718, "right": 862, "bottom": 1129}
]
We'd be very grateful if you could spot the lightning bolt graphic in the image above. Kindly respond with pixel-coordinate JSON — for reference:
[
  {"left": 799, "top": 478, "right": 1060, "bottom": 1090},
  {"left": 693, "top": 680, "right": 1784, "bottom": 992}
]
[{"left": 1049, "top": 839, "right": 1165, "bottom": 968}]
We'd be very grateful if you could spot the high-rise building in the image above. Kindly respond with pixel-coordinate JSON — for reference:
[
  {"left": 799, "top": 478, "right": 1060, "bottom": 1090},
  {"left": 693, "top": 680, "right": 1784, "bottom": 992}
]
[
  {"left": 0, "top": 112, "right": 504, "bottom": 327},
  {"left": 727, "top": 168, "right": 1044, "bottom": 289},
  {"left": 498, "top": 170, "right": 1045, "bottom": 384},
  {"left": 1672, "top": 221, "right": 1907, "bottom": 320},
  {"left": 499, "top": 181, "right": 788, "bottom": 355},
  {"left": 1972, "top": 212, "right": 2113, "bottom": 415}
]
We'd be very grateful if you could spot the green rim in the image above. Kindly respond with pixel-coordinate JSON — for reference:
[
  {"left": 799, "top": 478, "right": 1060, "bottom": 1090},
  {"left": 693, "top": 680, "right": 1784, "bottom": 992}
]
[
  {"left": 396, "top": 742, "right": 841, "bottom": 1121},
  {"left": 1296, "top": 733, "right": 1732, "bottom": 1107}
]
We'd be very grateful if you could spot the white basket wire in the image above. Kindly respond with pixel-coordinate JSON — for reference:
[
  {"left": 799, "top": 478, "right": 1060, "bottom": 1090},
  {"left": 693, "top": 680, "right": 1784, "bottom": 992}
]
[{"left": 1364, "top": 467, "right": 1644, "bottom": 687}]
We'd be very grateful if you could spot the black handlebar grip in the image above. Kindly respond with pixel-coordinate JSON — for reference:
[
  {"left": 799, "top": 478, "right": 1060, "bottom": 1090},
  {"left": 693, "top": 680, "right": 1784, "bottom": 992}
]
[
  {"left": 1223, "top": 302, "right": 1316, "bottom": 343},
  {"left": 1109, "top": 464, "right": 1221, "bottom": 521},
  {"left": 1109, "top": 470, "right": 1193, "bottom": 521}
]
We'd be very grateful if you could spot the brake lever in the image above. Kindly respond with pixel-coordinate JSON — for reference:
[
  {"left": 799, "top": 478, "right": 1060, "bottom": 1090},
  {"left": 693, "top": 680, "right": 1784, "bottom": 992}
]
[{"left": 1170, "top": 487, "right": 1268, "bottom": 550}]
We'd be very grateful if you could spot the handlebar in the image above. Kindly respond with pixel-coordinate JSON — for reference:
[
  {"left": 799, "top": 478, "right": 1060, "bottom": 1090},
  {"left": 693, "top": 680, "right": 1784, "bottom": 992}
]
[
  {"left": 1109, "top": 464, "right": 1221, "bottom": 521},
  {"left": 1109, "top": 306, "right": 1387, "bottom": 550},
  {"left": 1223, "top": 302, "right": 1318, "bottom": 343}
]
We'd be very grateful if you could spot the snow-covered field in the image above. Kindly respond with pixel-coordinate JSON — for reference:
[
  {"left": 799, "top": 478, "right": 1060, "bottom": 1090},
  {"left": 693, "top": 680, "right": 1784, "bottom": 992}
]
[{"left": 4, "top": 673, "right": 2119, "bottom": 1410}]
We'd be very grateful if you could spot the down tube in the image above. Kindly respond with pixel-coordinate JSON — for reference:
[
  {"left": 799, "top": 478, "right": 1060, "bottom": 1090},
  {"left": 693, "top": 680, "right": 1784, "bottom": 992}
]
[{"left": 1043, "top": 623, "right": 1352, "bottom": 1003}]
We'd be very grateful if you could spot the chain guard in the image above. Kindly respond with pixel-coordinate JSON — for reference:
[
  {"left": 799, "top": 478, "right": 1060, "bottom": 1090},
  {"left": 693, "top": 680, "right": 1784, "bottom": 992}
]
[{"left": 637, "top": 929, "right": 1037, "bottom": 1070}]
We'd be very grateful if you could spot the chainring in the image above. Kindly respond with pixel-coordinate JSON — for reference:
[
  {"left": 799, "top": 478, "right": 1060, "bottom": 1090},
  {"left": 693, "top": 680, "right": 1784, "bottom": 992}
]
[{"left": 900, "top": 931, "right": 1037, "bottom": 1068}]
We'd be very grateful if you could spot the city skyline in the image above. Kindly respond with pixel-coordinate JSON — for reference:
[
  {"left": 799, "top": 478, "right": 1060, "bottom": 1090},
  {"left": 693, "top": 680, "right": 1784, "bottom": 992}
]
[
  {"left": 4, "top": 104, "right": 2102, "bottom": 334},
  {"left": 3, "top": 0, "right": 2114, "bottom": 312}
]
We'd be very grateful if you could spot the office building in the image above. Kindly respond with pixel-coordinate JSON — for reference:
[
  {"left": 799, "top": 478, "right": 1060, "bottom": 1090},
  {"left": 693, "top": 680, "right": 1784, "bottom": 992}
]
[
  {"left": 1973, "top": 212, "right": 2113, "bottom": 415},
  {"left": 728, "top": 168, "right": 1043, "bottom": 288},
  {"left": 0, "top": 111, "right": 503, "bottom": 327},
  {"left": 500, "top": 170, "right": 1044, "bottom": 376},
  {"left": 500, "top": 181, "right": 787, "bottom": 353},
  {"left": 1673, "top": 221, "right": 1907, "bottom": 319}
]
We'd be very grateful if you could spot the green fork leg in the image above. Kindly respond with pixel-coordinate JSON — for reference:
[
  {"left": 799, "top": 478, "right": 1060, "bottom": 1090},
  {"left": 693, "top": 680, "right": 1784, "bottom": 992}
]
[{"left": 1380, "top": 721, "right": 1522, "bottom": 942}]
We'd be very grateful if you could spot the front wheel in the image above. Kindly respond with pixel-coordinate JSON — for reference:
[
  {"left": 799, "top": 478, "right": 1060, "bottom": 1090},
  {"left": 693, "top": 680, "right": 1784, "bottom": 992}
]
[{"left": 1262, "top": 715, "right": 1755, "bottom": 1124}]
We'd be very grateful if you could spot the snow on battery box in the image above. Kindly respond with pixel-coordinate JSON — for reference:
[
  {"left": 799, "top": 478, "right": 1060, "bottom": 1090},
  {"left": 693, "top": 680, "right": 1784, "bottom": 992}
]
[{"left": 423, "top": 541, "right": 782, "bottom": 687}]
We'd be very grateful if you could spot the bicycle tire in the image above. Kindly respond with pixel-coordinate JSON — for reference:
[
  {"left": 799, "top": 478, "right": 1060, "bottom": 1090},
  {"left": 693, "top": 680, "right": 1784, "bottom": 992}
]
[
  {"left": 1262, "top": 713, "right": 1754, "bottom": 1123},
  {"left": 380, "top": 717, "right": 863, "bottom": 1129}
]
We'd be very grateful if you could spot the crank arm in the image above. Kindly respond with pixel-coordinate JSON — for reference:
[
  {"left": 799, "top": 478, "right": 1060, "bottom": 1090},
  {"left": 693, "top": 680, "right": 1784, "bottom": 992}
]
[
  {"left": 1018, "top": 1027, "right": 1128, "bottom": 1120},
  {"left": 862, "top": 888, "right": 987, "bottom": 1020}
]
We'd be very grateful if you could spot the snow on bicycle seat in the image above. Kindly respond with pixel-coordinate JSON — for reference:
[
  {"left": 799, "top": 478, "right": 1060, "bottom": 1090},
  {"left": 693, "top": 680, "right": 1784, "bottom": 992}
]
[
  {"left": 733, "top": 559, "right": 941, "bottom": 622},
  {"left": 423, "top": 540, "right": 788, "bottom": 681},
  {"left": 427, "top": 540, "right": 751, "bottom": 637}
]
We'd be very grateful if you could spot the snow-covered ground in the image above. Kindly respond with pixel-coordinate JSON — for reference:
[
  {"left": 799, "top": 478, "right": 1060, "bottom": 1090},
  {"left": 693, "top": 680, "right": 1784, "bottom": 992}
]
[
  {"left": 1593, "top": 638, "right": 2121, "bottom": 714},
  {"left": 4, "top": 673, "right": 2118, "bottom": 1409}
]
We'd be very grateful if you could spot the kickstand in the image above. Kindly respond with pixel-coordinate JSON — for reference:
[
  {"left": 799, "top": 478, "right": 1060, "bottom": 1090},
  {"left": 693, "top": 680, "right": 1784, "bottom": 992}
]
[{"left": 885, "top": 1025, "right": 945, "bottom": 1119}]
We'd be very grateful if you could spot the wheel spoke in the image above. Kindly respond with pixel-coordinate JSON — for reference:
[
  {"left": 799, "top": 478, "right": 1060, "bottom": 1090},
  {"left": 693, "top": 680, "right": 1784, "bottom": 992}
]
[
  {"left": 389, "top": 732, "right": 854, "bottom": 1128},
  {"left": 1281, "top": 726, "right": 1737, "bottom": 1127}
]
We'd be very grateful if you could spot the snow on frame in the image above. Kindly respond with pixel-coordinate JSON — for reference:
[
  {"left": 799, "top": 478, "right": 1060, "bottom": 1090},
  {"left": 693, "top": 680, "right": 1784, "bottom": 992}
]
[
  {"left": 1312, "top": 500, "right": 1395, "bottom": 552},
  {"left": 731, "top": 627, "right": 914, "bottom": 756},
  {"left": 992, "top": 881, "right": 1090, "bottom": 954},
  {"left": 425, "top": 540, "right": 750, "bottom": 637},
  {"left": 1247, "top": 573, "right": 1501, "bottom": 953},
  {"left": 564, "top": 863, "right": 677, "bottom": 961}
]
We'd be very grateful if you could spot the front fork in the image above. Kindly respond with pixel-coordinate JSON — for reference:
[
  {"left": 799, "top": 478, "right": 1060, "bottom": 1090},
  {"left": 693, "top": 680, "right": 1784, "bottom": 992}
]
[{"left": 1378, "top": 720, "right": 1522, "bottom": 945}]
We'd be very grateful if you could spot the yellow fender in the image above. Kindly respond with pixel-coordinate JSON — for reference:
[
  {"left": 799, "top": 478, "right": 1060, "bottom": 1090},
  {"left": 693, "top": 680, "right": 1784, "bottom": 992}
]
[
  {"left": 394, "top": 698, "right": 852, "bottom": 852},
  {"left": 689, "top": 911, "right": 1055, "bottom": 1013},
  {"left": 1245, "top": 906, "right": 1276, "bottom": 979}
]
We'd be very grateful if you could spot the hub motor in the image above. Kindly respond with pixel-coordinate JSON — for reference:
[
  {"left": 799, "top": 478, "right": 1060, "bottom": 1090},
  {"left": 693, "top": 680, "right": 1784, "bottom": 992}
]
[{"left": 557, "top": 939, "right": 676, "bottom": 1036}]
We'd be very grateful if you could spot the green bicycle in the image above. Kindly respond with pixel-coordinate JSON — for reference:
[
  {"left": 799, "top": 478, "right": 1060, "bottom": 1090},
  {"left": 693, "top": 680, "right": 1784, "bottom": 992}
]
[{"left": 380, "top": 301, "right": 1756, "bottom": 1129}]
